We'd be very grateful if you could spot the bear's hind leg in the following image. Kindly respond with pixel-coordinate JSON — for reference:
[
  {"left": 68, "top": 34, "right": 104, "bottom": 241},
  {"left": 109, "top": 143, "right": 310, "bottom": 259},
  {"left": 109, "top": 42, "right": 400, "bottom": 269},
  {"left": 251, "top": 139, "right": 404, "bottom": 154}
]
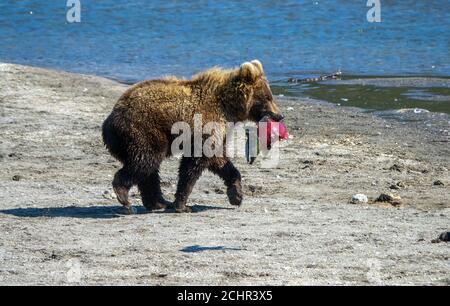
[
  {"left": 138, "top": 170, "right": 173, "bottom": 211},
  {"left": 112, "top": 167, "right": 136, "bottom": 215}
]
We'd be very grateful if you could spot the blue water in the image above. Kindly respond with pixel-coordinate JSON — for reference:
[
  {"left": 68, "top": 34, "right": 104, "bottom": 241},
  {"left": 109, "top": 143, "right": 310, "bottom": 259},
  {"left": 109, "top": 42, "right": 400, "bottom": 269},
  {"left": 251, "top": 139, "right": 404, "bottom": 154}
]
[{"left": 0, "top": 0, "right": 449, "bottom": 83}]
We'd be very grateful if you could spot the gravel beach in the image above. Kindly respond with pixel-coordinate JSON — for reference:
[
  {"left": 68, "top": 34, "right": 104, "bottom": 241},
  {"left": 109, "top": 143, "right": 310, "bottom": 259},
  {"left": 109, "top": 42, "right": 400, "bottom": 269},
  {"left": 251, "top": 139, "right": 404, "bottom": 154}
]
[{"left": 0, "top": 63, "right": 448, "bottom": 285}]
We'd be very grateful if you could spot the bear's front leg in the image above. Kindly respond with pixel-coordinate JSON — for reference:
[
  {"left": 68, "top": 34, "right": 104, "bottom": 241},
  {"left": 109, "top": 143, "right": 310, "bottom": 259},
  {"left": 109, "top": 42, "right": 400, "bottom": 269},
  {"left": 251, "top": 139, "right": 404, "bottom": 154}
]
[
  {"left": 174, "top": 157, "right": 208, "bottom": 213},
  {"left": 208, "top": 157, "right": 243, "bottom": 206}
]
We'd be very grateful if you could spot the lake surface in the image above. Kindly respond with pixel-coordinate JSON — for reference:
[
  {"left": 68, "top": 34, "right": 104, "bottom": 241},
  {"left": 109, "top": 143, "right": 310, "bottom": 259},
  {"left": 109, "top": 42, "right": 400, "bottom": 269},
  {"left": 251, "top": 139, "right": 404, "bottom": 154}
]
[{"left": 1, "top": 0, "right": 449, "bottom": 113}]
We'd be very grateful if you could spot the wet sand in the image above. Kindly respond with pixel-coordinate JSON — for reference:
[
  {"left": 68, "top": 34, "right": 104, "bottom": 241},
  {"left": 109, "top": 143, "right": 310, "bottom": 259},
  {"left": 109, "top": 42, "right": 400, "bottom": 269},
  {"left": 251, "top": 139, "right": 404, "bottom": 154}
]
[{"left": 0, "top": 63, "right": 449, "bottom": 285}]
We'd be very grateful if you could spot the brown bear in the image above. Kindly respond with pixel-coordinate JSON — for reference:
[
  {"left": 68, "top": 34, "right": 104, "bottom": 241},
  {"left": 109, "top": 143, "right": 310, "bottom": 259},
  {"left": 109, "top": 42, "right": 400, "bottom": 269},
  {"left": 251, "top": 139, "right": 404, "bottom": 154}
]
[{"left": 102, "top": 60, "right": 283, "bottom": 214}]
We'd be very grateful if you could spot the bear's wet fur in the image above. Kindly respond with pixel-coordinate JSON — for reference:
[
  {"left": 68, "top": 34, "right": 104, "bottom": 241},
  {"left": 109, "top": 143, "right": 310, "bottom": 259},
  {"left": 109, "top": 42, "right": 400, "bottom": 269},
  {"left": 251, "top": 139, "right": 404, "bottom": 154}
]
[{"left": 102, "top": 60, "right": 282, "bottom": 213}]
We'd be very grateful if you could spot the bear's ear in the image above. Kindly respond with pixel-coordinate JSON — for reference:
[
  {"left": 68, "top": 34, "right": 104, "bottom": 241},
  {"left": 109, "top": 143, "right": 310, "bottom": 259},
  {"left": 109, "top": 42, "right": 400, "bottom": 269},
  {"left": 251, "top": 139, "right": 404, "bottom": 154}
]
[
  {"left": 239, "top": 61, "right": 261, "bottom": 84},
  {"left": 251, "top": 59, "right": 264, "bottom": 74}
]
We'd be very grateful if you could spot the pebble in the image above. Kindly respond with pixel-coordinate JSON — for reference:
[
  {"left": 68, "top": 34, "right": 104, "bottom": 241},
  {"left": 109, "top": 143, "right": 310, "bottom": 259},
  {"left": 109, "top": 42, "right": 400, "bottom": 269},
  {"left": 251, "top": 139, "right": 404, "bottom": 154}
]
[
  {"left": 214, "top": 188, "right": 224, "bottom": 195},
  {"left": 351, "top": 194, "right": 368, "bottom": 204},
  {"left": 431, "top": 232, "right": 450, "bottom": 243},
  {"left": 389, "top": 164, "right": 404, "bottom": 172},
  {"left": 375, "top": 193, "right": 402, "bottom": 206},
  {"left": 433, "top": 180, "right": 444, "bottom": 186},
  {"left": 102, "top": 190, "right": 117, "bottom": 199},
  {"left": 286, "top": 106, "right": 294, "bottom": 111},
  {"left": 247, "top": 185, "right": 262, "bottom": 195},
  {"left": 12, "top": 175, "right": 22, "bottom": 181},
  {"left": 390, "top": 181, "right": 405, "bottom": 190}
]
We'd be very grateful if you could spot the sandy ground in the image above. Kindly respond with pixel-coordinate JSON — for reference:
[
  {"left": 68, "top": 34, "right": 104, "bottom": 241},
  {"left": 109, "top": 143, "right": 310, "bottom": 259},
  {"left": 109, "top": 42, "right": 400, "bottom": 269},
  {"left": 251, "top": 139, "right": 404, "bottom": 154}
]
[{"left": 0, "top": 63, "right": 449, "bottom": 286}]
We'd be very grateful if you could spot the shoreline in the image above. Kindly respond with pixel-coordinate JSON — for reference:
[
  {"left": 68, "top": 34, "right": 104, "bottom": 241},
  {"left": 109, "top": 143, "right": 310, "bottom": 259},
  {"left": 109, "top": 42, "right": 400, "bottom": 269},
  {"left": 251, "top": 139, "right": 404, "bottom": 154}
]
[
  {"left": 3, "top": 61, "right": 450, "bottom": 115},
  {"left": 0, "top": 63, "right": 448, "bottom": 285}
]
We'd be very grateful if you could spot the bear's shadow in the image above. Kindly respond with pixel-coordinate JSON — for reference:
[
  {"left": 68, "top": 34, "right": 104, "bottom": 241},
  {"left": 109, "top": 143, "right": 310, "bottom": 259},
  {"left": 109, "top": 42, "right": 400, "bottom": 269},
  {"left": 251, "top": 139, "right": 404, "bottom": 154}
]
[
  {"left": 180, "top": 245, "right": 243, "bottom": 253},
  {"left": 0, "top": 204, "right": 232, "bottom": 219}
]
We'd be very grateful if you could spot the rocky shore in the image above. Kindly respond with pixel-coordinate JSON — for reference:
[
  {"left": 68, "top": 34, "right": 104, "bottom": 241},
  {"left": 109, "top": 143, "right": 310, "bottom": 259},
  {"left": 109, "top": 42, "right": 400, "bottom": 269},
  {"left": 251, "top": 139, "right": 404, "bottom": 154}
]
[{"left": 0, "top": 63, "right": 448, "bottom": 285}]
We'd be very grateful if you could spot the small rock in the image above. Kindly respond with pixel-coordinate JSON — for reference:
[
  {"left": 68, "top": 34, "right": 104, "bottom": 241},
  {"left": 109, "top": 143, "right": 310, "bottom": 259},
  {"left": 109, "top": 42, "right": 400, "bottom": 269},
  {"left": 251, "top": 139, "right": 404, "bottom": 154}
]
[
  {"left": 375, "top": 193, "right": 402, "bottom": 206},
  {"left": 102, "top": 190, "right": 117, "bottom": 200},
  {"left": 433, "top": 180, "right": 444, "bottom": 186},
  {"left": 431, "top": 232, "right": 450, "bottom": 243},
  {"left": 247, "top": 185, "right": 263, "bottom": 195},
  {"left": 12, "top": 175, "right": 22, "bottom": 181},
  {"left": 351, "top": 194, "right": 368, "bottom": 204},
  {"left": 160, "top": 181, "right": 172, "bottom": 187},
  {"left": 396, "top": 181, "right": 406, "bottom": 188},
  {"left": 390, "top": 181, "right": 405, "bottom": 190},
  {"left": 214, "top": 188, "right": 224, "bottom": 195},
  {"left": 376, "top": 193, "right": 393, "bottom": 202},
  {"left": 286, "top": 106, "right": 294, "bottom": 111},
  {"left": 49, "top": 251, "right": 62, "bottom": 260},
  {"left": 389, "top": 164, "right": 404, "bottom": 172}
]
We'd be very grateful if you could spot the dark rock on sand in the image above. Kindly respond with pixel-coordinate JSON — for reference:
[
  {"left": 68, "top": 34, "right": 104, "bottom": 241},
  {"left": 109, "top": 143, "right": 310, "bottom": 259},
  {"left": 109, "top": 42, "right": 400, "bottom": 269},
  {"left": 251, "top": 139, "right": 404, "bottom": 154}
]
[
  {"left": 375, "top": 193, "right": 402, "bottom": 206},
  {"left": 433, "top": 180, "right": 444, "bottom": 186},
  {"left": 390, "top": 181, "right": 405, "bottom": 190},
  {"left": 246, "top": 185, "right": 263, "bottom": 196},
  {"left": 214, "top": 188, "right": 225, "bottom": 195},
  {"left": 12, "top": 175, "right": 22, "bottom": 181},
  {"left": 431, "top": 232, "right": 450, "bottom": 243}
]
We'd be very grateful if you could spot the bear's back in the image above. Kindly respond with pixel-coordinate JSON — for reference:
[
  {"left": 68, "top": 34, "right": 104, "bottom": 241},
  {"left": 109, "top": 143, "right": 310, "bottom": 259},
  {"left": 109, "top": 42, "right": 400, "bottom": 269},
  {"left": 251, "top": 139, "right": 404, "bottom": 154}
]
[{"left": 115, "top": 79, "right": 198, "bottom": 124}]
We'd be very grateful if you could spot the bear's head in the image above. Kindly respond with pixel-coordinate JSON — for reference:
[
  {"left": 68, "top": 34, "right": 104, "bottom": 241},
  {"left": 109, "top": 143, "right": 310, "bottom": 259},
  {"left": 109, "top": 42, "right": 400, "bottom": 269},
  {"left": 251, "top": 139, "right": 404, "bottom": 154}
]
[{"left": 237, "top": 60, "right": 284, "bottom": 123}]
